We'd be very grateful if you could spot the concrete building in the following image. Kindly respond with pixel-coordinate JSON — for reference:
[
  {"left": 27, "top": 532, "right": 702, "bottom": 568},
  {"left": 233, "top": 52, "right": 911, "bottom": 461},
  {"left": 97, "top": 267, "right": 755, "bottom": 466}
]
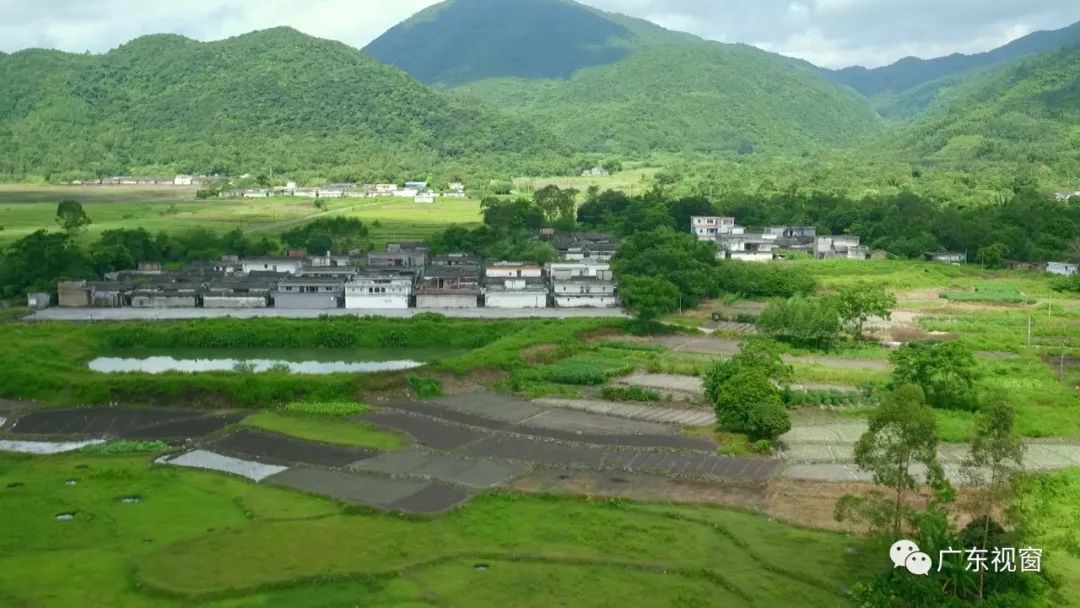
[
  {"left": 203, "top": 281, "right": 272, "bottom": 308},
  {"left": 717, "top": 233, "right": 777, "bottom": 262},
  {"left": 308, "top": 253, "right": 356, "bottom": 268},
  {"left": 241, "top": 257, "right": 304, "bottom": 276},
  {"left": 26, "top": 292, "right": 51, "bottom": 310},
  {"left": 368, "top": 243, "right": 428, "bottom": 268},
  {"left": 549, "top": 232, "right": 620, "bottom": 262},
  {"left": 552, "top": 277, "right": 619, "bottom": 308},
  {"left": 58, "top": 281, "right": 101, "bottom": 308},
  {"left": 548, "top": 261, "right": 611, "bottom": 280},
  {"left": 344, "top": 271, "right": 414, "bottom": 309},
  {"left": 692, "top": 216, "right": 737, "bottom": 241},
  {"left": 923, "top": 252, "right": 967, "bottom": 265},
  {"left": 414, "top": 192, "right": 436, "bottom": 204},
  {"left": 416, "top": 264, "right": 481, "bottom": 308},
  {"left": 582, "top": 166, "right": 610, "bottom": 177},
  {"left": 484, "top": 262, "right": 547, "bottom": 308},
  {"left": 173, "top": 175, "right": 194, "bottom": 186},
  {"left": 129, "top": 285, "right": 200, "bottom": 308},
  {"left": 815, "top": 236, "right": 868, "bottom": 260},
  {"left": 272, "top": 278, "right": 343, "bottom": 309},
  {"left": 1047, "top": 262, "right": 1079, "bottom": 276}
]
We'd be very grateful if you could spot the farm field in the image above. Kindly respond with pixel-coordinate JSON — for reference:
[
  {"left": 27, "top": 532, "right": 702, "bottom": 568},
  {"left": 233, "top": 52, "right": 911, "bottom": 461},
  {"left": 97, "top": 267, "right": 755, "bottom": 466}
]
[
  {"left": 0, "top": 187, "right": 482, "bottom": 247},
  {"left": 515, "top": 167, "right": 661, "bottom": 196},
  {"left": 0, "top": 451, "right": 871, "bottom": 607}
]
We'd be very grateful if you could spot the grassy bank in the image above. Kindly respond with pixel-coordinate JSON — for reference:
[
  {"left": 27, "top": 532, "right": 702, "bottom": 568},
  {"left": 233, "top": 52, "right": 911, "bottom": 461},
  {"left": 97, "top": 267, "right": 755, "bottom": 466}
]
[
  {"left": 0, "top": 452, "right": 868, "bottom": 607},
  {"left": 0, "top": 317, "right": 614, "bottom": 407}
]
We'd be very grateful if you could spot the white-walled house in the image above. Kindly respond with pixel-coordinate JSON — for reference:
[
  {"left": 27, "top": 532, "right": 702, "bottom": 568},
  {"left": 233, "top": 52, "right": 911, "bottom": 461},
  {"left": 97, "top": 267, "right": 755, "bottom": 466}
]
[
  {"left": 547, "top": 261, "right": 610, "bottom": 280},
  {"left": 1047, "top": 262, "right": 1079, "bottom": 276},
  {"left": 344, "top": 272, "right": 414, "bottom": 309},
  {"left": 484, "top": 262, "right": 547, "bottom": 308},
  {"left": 552, "top": 277, "right": 619, "bottom": 308},
  {"left": 241, "top": 257, "right": 304, "bottom": 275},
  {"left": 691, "top": 216, "right": 736, "bottom": 241}
]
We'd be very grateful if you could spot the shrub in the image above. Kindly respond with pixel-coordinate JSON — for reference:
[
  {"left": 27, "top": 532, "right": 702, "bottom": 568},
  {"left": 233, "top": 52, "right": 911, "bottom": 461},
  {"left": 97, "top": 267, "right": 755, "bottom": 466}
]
[
  {"left": 540, "top": 354, "right": 635, "bottom": 386},
  {"left": 408, "top": 375, "right": 443, "bottom": 399},
  {"left": 744, "top": 401, "right": 791, "bottom": 441},
  {"left": 713, "top": 370, "right": 790, "bottom": 441},
  {"left": 600, "top": 386, "right": 662, "bottom": 402},
  {"left": 735, "top": 314, "right": 758, "bottom": 324},
  {"left": 81, "top": 440, "right": 168, "bottom": 454},
  {"left": 750, "top": 439, "right": 774, "bottom": 455},
  {"left": 284, "top": 401, "right": 369, "bottom": 417},
  {"left": 757, "top": 296, "right": 843, "bottom": 349}
]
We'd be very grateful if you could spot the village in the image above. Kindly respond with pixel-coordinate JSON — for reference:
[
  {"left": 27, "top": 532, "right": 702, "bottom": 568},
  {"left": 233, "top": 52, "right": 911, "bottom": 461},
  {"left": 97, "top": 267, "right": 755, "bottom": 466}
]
[{"left": 43, "top": 232, "right": 621, "bottom": 312}]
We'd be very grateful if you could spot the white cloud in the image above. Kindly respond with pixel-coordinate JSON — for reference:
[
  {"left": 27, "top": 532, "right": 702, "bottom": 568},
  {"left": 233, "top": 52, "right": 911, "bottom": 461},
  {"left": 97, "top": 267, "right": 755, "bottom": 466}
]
[{"left": 0, "top": 0, "right": 1077, "bottom": 68}]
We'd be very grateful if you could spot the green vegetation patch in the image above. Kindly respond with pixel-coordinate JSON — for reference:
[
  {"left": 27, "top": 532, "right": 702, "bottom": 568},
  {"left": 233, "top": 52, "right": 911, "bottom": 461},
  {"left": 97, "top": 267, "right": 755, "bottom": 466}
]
[
  {"left": 600, "top": 385, "right": 663, "bottom": 402},
  {"left": 79, "top": 440, "right": 169, "bottom": 455},
  {"left": 537, "top": 354, "right": 635, "bottom": 386},
  {"left": 941, "top": 284, "right": 1026, "bottom": 303},
  {"left": 283, "top": 401, "right": 369, "bottom": 417},
  {"left": 241, "top": 412, "right": 403, "bottom": 451}
]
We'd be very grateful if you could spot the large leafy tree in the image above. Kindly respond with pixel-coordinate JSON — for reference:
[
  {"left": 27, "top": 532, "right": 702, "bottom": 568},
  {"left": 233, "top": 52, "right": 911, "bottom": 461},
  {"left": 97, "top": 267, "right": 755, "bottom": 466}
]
[
  {"left": 890, "top": 341, "right": 979, "bottom": 410},
  {"left": 837, "top": 282, "right": 896, "bottom": 340},
  {"left": 712, "top": 369, "right": 790, "bottom": 441},
  {"left": 757, "top": 295, "right": 843, "bottom": 349},
  {"left": 55, "top": 200, "right": 91, "bottom": 233},
  {"left": 618, "top": 275, "right": 680, "bottom": 322}
]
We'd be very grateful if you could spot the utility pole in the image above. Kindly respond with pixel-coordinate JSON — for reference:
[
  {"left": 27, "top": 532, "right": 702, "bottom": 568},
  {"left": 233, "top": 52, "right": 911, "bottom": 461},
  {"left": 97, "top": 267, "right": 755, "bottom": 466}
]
[{"left": 1059, "top": 341, "right": 1067, "bottom": 383}]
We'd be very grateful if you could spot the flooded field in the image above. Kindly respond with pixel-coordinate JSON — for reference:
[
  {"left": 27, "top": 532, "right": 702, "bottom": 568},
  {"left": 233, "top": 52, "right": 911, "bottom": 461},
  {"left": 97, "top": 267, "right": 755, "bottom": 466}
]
[{"left": 88, "top": 347, "right": 463, "bottom": 375}]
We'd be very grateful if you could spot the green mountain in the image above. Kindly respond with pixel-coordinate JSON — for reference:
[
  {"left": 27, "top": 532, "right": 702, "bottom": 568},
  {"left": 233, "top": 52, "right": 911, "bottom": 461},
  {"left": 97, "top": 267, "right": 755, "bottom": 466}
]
[
  {"left": 0, "top": 27, "right": 569, "bottom": 182},
  {"left": 364, "top": 0, "right": 697, "bottom": 86},
  {"left": 368, "top": 0, "right": 884, "bottom": 154},
  {"left": 455, "top": 43, "right": 885, "bottom": 154},
  {"left": 825, "top": 20, "right": 1080, "bottom": 98},
  {"left": 881, "top": 46, "right": 1080, "bottom": 175}
]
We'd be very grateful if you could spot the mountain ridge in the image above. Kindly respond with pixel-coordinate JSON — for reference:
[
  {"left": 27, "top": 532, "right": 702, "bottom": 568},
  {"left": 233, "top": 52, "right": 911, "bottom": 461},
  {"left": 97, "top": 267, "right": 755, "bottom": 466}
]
[
  {"left": 822, "top": 19, "right": 1080, "bottom": 99},
  {"left": 0, "top": 26, "right": 572, "bottom": 181}
]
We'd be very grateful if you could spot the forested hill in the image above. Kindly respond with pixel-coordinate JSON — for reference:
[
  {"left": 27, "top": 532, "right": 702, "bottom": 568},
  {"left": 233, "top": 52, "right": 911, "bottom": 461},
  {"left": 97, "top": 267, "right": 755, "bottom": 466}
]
[
  {"left": 824, "top": 20, "right": 1080, "bottom": 98},
  {"left": 367, "top": 0, "right": 883, "bottom": 154},
  {"left": 0, "top": 27, "right": 571, "bottom": 182},
  {"left": 364, "top": 0, "right": 697, "bottom": 86},
  {"left": 879, "top": 45, "right": 1080, "bottom": 178},
  {"left": 454, "top": 43, "right": 885, "bottom": 154}
]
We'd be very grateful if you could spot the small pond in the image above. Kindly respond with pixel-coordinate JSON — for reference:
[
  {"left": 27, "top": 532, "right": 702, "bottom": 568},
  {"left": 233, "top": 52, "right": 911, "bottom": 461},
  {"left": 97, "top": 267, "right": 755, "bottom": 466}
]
[{"left": 88, "top": 347, "right": 463, "bottom": 375}]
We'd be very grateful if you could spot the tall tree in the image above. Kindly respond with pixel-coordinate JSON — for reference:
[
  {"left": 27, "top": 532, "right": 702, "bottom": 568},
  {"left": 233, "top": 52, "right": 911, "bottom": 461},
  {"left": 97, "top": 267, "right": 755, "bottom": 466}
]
[
  {"left": 890, "top": 341, "right": 979, "bottom": 410},
  {"left": 837, "top": 282, "right": 896, "bottom": 340},
  {"left": 619, "top": 275, "right": 680, "bottom": 322},
  {"left": 55, "top": 200, "right": 91, "bottom": 233},
  {"left": 962, "top": 399, "right": 1025, "bottom": 602},
  {"left": 852, "top": 384, "right": 947, "bottom": 537}
]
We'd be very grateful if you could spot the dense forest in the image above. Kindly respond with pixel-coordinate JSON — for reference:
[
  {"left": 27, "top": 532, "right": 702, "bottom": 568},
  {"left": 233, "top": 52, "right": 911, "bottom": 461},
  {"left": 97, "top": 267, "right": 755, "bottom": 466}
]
[
  {"left": 454, "top": 43, "right": 884, "bottom": 155},
  {"left": 0, "top": 0, "right": 1076, "bottom": 197},
  {"left": 0, "top": 27, "right": 577, "bottom": 184}
]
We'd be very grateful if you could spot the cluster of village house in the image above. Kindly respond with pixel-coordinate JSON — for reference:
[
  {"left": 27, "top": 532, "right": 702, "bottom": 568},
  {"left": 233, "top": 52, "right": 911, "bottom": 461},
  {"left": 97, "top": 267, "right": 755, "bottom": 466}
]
[
  {"left": 690, "top": 216, "right": 1080, "bottom": 275},
  {"left": 691, "top": 216, "right": 881, "bottom": 262},
  {"left": 46, "top": 232, "right": 621, "bottom": 311},
  {"left": 232, "top": 181, "right": 467, "bottom": 204},
  {"left": 65, "top": 175, "right": 468, "bottom": 204}
]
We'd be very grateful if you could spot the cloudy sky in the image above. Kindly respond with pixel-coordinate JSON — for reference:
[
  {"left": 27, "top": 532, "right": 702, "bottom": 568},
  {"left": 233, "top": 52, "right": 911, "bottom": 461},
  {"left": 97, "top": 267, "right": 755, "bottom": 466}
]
[{"left": 2, "top": 0, "right": 1078, "bottom": 68}]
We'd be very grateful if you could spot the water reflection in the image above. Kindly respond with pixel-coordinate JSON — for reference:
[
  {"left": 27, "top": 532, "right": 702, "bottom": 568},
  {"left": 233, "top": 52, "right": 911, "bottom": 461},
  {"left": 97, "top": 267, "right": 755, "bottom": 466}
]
[{"left": 89, "top": 356, "right": 423, "bottom": 374}]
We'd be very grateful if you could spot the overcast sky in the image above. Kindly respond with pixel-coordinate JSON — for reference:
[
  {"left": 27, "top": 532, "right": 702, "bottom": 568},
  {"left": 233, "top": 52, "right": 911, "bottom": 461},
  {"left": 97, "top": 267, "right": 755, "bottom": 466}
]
[{"left": 2, "top": 0, "right": 1078, "bottom": 68}]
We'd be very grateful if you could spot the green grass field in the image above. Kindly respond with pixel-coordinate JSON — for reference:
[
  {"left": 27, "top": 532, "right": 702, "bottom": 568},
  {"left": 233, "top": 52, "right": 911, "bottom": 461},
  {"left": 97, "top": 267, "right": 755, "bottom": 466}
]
[
  {"left": 0, "top": 452, "right": 871, "bottom": 607},
  {"left": 0, "top": 187, "right": 482, "bottom": 247},
  {"left": 240, "top": 411, "right": 404, "bottom": 450}
]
